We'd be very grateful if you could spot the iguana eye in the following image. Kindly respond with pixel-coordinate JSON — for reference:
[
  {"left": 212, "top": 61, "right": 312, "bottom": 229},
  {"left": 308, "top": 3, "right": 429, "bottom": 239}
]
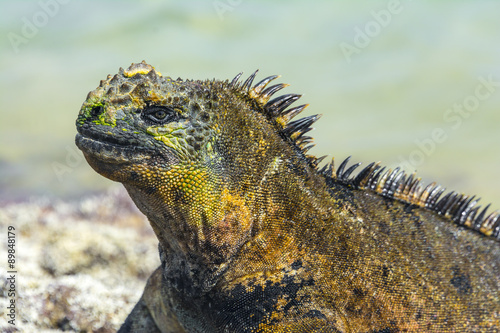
[
  {"left": 153, "top": 110, "right": 167, "bottom": 120},
  {"left": 142, "top": 106, "right": 177, "bottom": 124}
]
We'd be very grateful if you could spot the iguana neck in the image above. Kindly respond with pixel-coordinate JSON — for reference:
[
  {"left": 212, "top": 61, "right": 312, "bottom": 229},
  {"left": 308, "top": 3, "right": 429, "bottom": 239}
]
[{"left": 123, "top": 148, "right": 329, "bottom": 296}]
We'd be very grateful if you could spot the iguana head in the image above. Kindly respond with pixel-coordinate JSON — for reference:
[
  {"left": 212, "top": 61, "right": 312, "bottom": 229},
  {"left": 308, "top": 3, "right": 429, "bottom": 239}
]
[{"left": 76, "top": 61, "right": 320, "bottom": 282}]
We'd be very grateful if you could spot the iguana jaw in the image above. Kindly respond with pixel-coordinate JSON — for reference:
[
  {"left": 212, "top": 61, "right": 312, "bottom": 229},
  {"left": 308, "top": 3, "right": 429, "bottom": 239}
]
[
  {"left": 75, "top": 118, "right": 184, "bottom": 185},
  {"left": 75, "top": 118, "right": 157, "bottom": 180},
  {"left": 75, "top": 132, "right": 152, "bottom": 165}
]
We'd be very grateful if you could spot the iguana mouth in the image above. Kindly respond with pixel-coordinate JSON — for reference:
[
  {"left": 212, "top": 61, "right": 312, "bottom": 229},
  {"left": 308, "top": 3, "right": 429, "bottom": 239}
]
[{"left": 76, "top": 125, "right": 152, "bottom": 164}]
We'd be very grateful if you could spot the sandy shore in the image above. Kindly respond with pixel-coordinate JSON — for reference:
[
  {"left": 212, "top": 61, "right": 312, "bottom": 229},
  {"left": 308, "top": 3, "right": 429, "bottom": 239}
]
[{"left": 0, "top": 187, "right": 159, "bottom": 332}]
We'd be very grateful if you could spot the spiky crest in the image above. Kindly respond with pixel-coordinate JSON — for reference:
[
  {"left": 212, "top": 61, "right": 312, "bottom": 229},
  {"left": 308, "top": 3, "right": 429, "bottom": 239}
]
[
  {"left": 229, "top": 71, "right": 321, "bottom": 166},
  {"left": 321, "top": 157, "right": 500, "bottom": 241},
  {"left": 229, "top": 71, "right": 500, "bottom": 241}
]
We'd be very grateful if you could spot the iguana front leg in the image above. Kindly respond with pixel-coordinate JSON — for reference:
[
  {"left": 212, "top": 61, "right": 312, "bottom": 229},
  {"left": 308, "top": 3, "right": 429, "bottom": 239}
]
[
  {"left": 118, "top": 267, "right": 186, "bottom": 333},
  {"left": 118, "top": 295, "right": 161, "bottom": 333}
]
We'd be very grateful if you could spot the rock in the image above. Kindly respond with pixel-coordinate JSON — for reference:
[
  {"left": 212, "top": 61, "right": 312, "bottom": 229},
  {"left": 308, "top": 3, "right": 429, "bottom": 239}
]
[{"left": 0, "top": 187, "right": 159, "bottom": 332}]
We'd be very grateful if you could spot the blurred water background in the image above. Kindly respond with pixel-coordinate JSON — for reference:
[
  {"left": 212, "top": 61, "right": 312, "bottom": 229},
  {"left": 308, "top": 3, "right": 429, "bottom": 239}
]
[{"left": 1, "top": 0, "right": 499, "bottom": 206}]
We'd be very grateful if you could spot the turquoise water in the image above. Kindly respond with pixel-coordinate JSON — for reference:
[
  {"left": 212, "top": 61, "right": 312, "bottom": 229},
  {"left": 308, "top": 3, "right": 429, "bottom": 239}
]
[{"left": 1, "top": 0, "right": 500, "bottom": 207}]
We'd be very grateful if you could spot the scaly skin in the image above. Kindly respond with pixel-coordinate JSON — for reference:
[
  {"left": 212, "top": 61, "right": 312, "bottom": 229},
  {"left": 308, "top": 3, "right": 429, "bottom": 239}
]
[{"left": 76, "top": 62, "right": 499, "bottom": 332}]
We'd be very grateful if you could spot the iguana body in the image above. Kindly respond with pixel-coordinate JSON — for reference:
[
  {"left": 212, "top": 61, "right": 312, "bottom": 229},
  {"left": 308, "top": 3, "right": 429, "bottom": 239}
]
[{"left": 75, "top": 62, "right": 499, "bottom": 332}]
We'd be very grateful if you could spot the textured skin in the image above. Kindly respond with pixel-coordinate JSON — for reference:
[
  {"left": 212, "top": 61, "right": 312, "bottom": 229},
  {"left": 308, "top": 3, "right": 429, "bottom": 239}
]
[{"left": 76, "top": 62, "right": 500, "bottom": 332}]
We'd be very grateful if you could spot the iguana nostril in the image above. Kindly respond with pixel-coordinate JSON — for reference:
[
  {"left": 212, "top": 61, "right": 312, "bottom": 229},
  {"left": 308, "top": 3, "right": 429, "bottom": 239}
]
[{"left": 90, "top": 105, "right": 104, "bottom": 118}]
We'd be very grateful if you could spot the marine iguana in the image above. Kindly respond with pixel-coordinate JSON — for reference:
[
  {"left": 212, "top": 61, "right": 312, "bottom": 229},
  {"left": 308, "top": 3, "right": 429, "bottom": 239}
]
[{"left": 75, "top": 61, "right": 499, "bottom": 332}]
